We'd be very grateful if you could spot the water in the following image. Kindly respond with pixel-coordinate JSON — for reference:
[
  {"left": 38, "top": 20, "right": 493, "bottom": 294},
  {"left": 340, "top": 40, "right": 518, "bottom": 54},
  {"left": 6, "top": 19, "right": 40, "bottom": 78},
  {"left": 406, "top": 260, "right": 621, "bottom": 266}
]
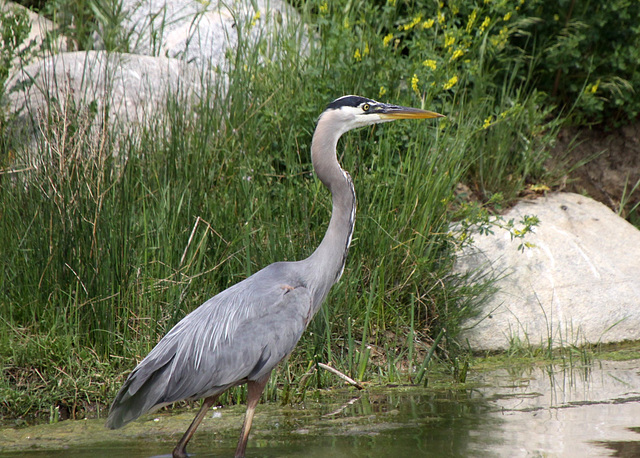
[{"left": 2, "top": 358, "right": 639, "bottom": 457}]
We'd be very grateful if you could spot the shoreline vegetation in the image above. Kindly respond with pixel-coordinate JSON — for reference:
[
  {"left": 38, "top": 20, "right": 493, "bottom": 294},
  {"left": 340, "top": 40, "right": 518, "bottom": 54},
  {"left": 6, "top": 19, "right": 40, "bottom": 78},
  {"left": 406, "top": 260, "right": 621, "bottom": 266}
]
[{"left": 1, "top": 0, "right": 639, "bottom": 425}]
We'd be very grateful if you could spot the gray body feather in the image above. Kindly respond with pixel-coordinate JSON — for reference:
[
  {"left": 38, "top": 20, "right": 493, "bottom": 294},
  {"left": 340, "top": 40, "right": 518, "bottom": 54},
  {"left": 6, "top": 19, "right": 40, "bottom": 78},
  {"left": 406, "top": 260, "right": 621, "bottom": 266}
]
[{"left": 106, "top": 261, "right": 313, "bottom": 429}]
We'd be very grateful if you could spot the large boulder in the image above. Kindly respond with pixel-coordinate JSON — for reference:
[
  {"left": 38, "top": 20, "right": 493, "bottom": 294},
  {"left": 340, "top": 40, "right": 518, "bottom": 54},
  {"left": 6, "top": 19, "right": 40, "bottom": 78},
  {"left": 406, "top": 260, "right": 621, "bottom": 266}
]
[
  {"left": 115, "top": 0, "right": 305, "bottom": 67},
  {"left": 6, "top": 50, "right": 203, "bottom": 141},
  {"left": 457, "top": 192, "right": 640, "bottom": 350},
  {"left": 4, "top": 0, "right": 307, "bottom": 147}
]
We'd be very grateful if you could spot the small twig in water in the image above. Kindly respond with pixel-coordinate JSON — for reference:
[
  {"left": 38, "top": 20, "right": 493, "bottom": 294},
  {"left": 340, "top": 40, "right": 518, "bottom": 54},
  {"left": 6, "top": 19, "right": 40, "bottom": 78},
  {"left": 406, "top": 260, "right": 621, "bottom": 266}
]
[{"left": 317, "top": 362, "right": 364, "bottom": 390}]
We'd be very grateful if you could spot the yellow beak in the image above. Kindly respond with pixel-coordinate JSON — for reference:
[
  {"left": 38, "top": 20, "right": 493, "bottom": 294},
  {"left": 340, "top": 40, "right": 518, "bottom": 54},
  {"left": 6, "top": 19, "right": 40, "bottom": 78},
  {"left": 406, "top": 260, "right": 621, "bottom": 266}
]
[{"left": 377, "top": 104, "right": 445, "bottom": 120}]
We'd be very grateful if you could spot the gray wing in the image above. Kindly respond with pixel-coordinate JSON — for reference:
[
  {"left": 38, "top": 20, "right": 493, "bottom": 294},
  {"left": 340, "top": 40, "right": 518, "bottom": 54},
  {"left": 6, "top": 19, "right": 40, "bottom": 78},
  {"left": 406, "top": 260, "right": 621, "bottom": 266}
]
[{"left": 106, "top": 263, "right": 311, "bottom": 429}]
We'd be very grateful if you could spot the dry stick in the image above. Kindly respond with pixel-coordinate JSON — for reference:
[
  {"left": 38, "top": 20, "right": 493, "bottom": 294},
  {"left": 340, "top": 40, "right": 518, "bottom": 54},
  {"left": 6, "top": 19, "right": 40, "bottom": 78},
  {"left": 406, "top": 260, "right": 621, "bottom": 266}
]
[
  {"left": 317, "top": 362, "right": 364, "bottom": 390},
  {"left": 180, "top": 216, "right": 203, "bottom": 267}
]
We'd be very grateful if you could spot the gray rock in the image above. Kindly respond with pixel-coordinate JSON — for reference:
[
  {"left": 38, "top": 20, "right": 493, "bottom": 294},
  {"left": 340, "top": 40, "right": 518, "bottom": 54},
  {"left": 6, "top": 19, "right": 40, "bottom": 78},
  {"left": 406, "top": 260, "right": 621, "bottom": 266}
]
[
  {"left": 4, "top": 0, "right": 306, "bottom": 148},
  {"left": 457, "top": 192, "right": 640, "bottom": 350},
  {"left": 116, "top": 0, "right": 305, "bottom": 67},
  {"left": 6, "top": 50, "right": 203, "bottom": 139}
]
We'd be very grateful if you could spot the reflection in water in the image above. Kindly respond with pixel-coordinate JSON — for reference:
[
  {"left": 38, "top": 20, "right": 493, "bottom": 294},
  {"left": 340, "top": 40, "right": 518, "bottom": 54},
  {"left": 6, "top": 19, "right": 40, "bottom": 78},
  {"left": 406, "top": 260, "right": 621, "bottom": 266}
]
[
  {"left": 473, "top": 359, "right": 640, "bottom": 457},
  {"left": 292, "top": 388, "right": 503, "bottom": 458},
  {"left": 596, "top": 426, "right": 640, "bottom": 457},
  {"left": 1, "top": 359, "right": 639, "bottom": 457}
]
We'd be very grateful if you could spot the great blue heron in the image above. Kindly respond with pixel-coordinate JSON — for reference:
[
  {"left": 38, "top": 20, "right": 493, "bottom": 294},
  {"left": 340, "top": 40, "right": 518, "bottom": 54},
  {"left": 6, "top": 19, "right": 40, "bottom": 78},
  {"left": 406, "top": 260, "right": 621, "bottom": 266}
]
[{"left": 106, "top": 95, "right": 443, "bottom": 457}]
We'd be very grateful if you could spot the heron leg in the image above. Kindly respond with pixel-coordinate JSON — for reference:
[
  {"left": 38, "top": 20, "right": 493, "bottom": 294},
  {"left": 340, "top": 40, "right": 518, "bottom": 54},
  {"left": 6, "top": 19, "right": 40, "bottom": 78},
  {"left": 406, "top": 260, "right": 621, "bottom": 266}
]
[
  {"left": 234, "top": 374, "right": 270, "bottom": 458},
  {"left": 172, "top": 395, "right": 219, "bottom": 458}
]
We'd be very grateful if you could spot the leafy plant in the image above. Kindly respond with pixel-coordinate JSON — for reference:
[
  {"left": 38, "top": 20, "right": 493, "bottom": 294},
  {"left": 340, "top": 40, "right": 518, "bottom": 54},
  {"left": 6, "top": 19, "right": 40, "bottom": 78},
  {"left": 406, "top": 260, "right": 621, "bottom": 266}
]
[
  {"left": 515, "top": 0, "right": 640, "bottom": 126},
  {"left": 0, "top": 5, "right": 31, "bottom": 93},
  {"left": 0, "top": 5, "right": 32, "bottom": 169},
  {"left": 41, "top": 0, "right": 130, "bottom": 51}
]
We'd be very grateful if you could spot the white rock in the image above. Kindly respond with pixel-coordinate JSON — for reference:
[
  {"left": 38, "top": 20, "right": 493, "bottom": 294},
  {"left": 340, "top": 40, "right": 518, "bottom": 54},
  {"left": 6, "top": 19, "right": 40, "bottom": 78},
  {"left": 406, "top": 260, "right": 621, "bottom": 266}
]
[
  {"left": 457, "top": 192, "right": 640, "bottom": 350},
  {"left": 116, "top": 0, "right": 305, "bottom": 67},
  {"left": 6, "top": 50, "right": 204, "bottom": 137},
  {"left": 3, "top": 0, "right": 306, "bottom": 146}
]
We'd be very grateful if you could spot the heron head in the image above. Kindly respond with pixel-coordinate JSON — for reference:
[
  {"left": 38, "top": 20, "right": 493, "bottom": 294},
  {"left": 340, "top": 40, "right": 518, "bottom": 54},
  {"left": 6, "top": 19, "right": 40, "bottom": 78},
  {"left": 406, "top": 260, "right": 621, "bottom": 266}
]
[{"left": 322, "top": 95, "right": 444, "bottom": 134}]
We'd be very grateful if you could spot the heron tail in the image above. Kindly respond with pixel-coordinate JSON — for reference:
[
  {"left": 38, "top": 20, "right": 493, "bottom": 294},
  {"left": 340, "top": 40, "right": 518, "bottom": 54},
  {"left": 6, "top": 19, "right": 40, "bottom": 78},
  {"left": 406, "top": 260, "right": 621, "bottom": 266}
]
[{"left": 106, "top": 358, "right": 174, "bottom": 429}]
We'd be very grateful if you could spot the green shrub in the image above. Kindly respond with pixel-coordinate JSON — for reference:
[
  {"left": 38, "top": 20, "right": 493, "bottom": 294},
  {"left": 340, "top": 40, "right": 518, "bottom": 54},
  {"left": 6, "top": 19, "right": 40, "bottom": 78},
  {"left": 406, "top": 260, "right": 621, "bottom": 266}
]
[
  {"left": 305, "top": 0, "right": 560, "bottom": 199},
  {"left": 0, "top": 5, "right": 30, "bottom": 92},
  {"left": 516, "top": 0, "right": 640, "bottom": 126},
  {"left": 0, "top": 5, "right": 31, "bottom": 168}
]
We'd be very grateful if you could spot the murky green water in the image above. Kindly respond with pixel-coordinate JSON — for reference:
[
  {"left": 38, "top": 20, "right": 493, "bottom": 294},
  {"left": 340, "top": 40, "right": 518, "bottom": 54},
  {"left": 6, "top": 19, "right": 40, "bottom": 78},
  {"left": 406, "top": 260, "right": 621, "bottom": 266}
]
[{"left": 2, "top": 358, "right": 639, "bottom": 457}]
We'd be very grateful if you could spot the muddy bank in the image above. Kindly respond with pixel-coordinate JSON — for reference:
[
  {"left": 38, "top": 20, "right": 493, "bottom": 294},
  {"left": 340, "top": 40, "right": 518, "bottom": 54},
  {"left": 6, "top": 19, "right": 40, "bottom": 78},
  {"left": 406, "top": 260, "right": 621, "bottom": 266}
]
[{"left": 553, "top": 123, "right": 640, "bottom": 221}]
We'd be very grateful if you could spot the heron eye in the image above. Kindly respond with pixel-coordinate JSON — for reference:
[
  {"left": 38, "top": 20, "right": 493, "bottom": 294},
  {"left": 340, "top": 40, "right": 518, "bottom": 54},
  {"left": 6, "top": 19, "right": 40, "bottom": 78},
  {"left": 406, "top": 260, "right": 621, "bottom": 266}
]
[{"left": 362, "top": 103, "right": 370, "bottom": 112}]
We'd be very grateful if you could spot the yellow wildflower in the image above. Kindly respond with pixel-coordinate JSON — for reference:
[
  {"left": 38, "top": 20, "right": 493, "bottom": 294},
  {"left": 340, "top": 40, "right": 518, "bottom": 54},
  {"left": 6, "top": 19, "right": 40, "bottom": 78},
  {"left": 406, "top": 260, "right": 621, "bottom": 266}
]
[
  {"left": 343, "top": 17, "right": 350, "bottom": 29},
  {"left": 422, "top": 18, "right": 435, "bottom": 29},
  {"left": 482, "top": 116, "right": 492, "bottom": 129},
  {"left": 588, "top": 79, "right": 600, "bottom": 94},
  {"left": 529, "top": 184, "right": 550, "bottom": 193},
  {"left": 383, "top": 33, "right": 394, "bottom": 47},
  {"left": 443, "top": 75, "right": 458, "bottom": 90},
  {"left": 403, "top": 15, "right": 422, "bottom": 31},
  {"left": 354, "top": 48, "right": 362, "bottom": 61},
  {"left": 444, "top": 35, "right": 455, "bottom": 48},
  {"left": 363, "top": 43, "right": 370, "bottom": 56},
  {"left": 503, "top": 12, "right": 512, "bottom": 21},
  {"left": 411, "top": 74, "right": 420, "bottom": 95},
  {"left": 423, "top": 59, "right": 437, "bottom": 70},
  {"left": 379, "top": 86, "right": 387, "bottom": 98},
  {"left": 451, "top": 5, "right": 459, "bottom": 15},
  {"left": 491, "top": 26, "right": 509, "bottom": 49},
  {"left": 437, "top": 12, "right": 445, "bottom": 25},
  {"left": 319, "top": 2, "right": 328, "bottom": 14},
  {"left": 466, "top": 9, "right": 478, "bottom": 33},
  {"left": 450, "top": 49, "right": 464, "bottom": 61},
  {"left": 479, "top": 16, "right": 491, "bottom": 32},
  {"left": 553, "top": 14, "right": 559, "bottom": 21},
  {"left": 250, "top": 11, "right": 261, "bottom": 27}
]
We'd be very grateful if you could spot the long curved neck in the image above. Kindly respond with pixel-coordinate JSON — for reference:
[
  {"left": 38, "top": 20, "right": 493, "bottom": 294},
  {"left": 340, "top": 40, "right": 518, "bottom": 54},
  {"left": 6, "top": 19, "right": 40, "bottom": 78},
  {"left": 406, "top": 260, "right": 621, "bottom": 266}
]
[{"left": 304, "top": 113, "right": 356, "bottom": 310}]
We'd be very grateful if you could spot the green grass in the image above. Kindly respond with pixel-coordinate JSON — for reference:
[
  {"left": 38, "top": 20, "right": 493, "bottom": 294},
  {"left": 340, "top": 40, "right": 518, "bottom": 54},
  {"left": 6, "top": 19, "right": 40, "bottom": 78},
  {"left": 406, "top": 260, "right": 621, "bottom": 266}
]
[{"left": 0, "top": 0, "right": 565, "bottom": 422}]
